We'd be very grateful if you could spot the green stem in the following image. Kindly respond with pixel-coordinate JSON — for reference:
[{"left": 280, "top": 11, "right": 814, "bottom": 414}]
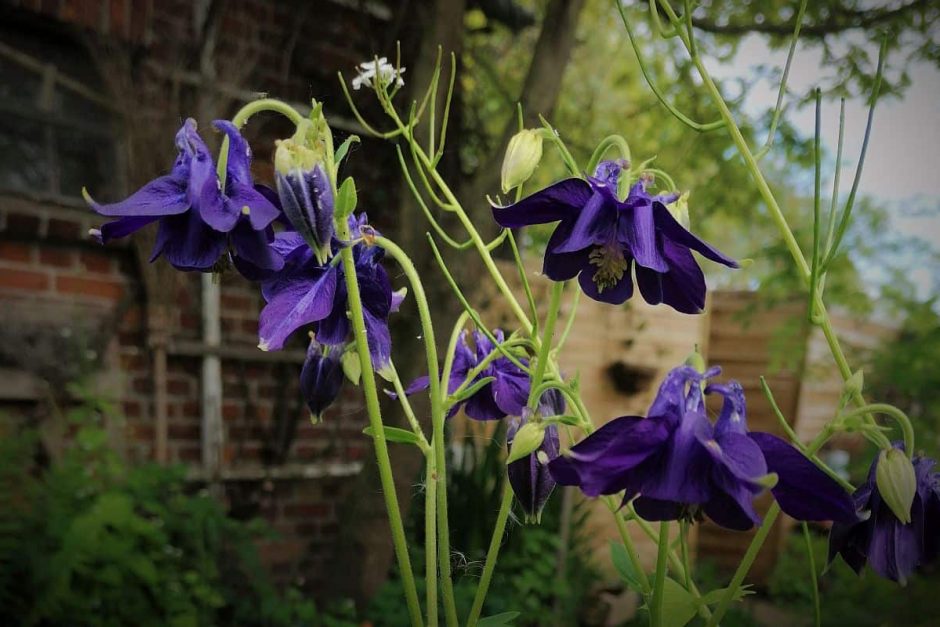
[
  {"left": 651, "top": 522, "right": 670, "bottom": 627},
  {"left": 217, "top": 98, "right": 306, "bottom": 187},
  {"left": 375, "top": 236, "right": 459, "bottom": 627},
  {"left": 840, "top": 403, "right": 915, "bottom": 458},
  {"left": 706, "top": 432, "right": 834, "bottom": 627},
  {"left": 388, "top": 363, "right": 431, "bottom": 450},
  {"left": 609, "top": 500, "right": 651, "bottom": 594},
  {"left": 679, "top": 521, "right": 692, "bottom": 591},
  {"left": 336, "top": 230, "right": 422, "bottom": 627},
  {"left": 802, "top": 522, "right": 821, "bottom": 627},
  {"left": 528, "top": 282, "right": 565, "bottom": 407},
  {"left": 587, "top": 134, "right": 633, "bottom": 173},
  {"left": 467, "top": 481, "right": 514, "bottom": 627},
  {"left": 426, "top": 448, "right": 439, "bottom": 627},
  {"left": 705, "top": 504, "right": 781, "bottom": 627}
]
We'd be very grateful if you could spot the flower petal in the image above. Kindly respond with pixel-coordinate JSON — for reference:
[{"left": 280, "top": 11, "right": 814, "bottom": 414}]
[
  {"left": 621, "top": 197, "right": 668, "bottom": 272},
  {"left": 463, "top": 383, "right": 506, "bottom": 421},
  {"left": 654, "top": 201, "right": 738, "bottom": 268},
  {"left": 552, "top": 192, "right": 615, "bottom": 253},
  {"left": 750, "top": 432, "right": 859, "bottom": 524},
  {"left": 150, "top": 212, "right": 227, "bottom": 271},
  {"left": 258, "top": 268, "right": 338, "bottom": 351},
  {"left": 635, "top": 240, "right": 706, "bottom": 314},
  {"left": 577, "top": 256, "right": 634, "bottom": 304},
  {"left": 87, "top": 175, "right": 189, "bottom": 217},
  {"left": 97, "top": 215, "right": 162, "bottom": 243},
  {"left": 491, "top": 178, "right": 593, "bottom": 228}
]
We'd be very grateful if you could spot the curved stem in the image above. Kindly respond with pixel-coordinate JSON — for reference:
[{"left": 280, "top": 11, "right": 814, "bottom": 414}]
[
  {"left": 335, "top": 229, "right": 422, "bottom": 627},
  {"left": 217, "top": 98, "right": 306, "bottom": 187},
  {"left": 467, "top": 481, "right": 514, "bottom": 627},
  {"left": 587, "top": 134, "right": 633, "bottom": 174},
  {"left": 375, "top": 235, "right": 458, "bottom": 626},
  {"left": 840, "top": 403, "right": 915, "bottom": 458},
  {"left": 617, "top": 3, "right": 723, "bottom": 132}
]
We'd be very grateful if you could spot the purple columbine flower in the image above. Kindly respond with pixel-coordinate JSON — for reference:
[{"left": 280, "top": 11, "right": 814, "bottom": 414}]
[
  {"left": 507, "top": 389, "right": 566, "bottom": 523},
  {"left": 491, "top": 160, "right": 737, "bottom": 312},
  {"left": 258, "top": 214, "right": 398, "bottom": 370},
  {"left": 85, "top": 119, "right": 282, "bottom": 273},
  {"left": 300, "top": 339, "right": 345, "bottom": 423},
  {"left": 549, "top": 365, "right": 859, "bottom": 531},
  {"left": 400, "top": 329, "right": 530, "bottom": 421},
  {"left": 828, "top": 448, "right": 940, "bottom": 583}
]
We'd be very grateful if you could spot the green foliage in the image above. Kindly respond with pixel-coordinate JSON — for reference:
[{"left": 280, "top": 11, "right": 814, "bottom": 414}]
[
  {"left": 768, "top": 528, "right": 940, "bottom": 627},
  {"left": 366, "top": 420, "right": 602, "bottom": 626},
  {"left": 0, "top": 391, "right": 354, "bottom": 627},
  {"left": 867, "top": 295, "right": 940, "bottom": 458}
]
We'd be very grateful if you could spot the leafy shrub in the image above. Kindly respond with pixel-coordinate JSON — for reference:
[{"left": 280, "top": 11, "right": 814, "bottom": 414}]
[{"left": 0, "top": 390, "right": 355, "bottom": 627}]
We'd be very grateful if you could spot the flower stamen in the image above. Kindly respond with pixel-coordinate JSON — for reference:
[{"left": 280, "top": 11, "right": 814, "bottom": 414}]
[{"left": 589, "top": 243, "right": 628, "bottom": 293}]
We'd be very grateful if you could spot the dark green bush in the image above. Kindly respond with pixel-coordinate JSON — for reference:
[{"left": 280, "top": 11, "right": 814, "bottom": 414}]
[{"left": 0, "top": 390, "right": 355, "bottom": 627}]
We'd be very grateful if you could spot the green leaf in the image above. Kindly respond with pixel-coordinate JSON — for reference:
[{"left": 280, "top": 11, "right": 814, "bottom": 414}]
[
  {"left": 362, "top": 425, "right": 423, "bottom": 446},
  {"left": 609, "top": 540, "right": 643, "bottom": 592},
  {"left": 341, "top": 349, "right": 361, "bottom": 385},
  {"left": 335, "top": 176, "right": 358, "bottom": 218},
  {"left": 698, "top": 584, "right": 753, "bottom": 607},
  {"left": 334, "top": 134, "right": 360, "bottom": 167},
  {"left": 477, "top": 611, "right": 520, "bottom": 626},
  {"left": 659, "top": 577, "right": 698, "bottom": 627}
]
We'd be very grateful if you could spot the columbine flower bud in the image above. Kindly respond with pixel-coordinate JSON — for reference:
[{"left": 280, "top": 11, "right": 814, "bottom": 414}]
[
  {"left": 507, "top": 412, "right": 560, "bottom": 524},
  {"left": 875, "top": 447, "right": 917, "bottom": 524},
  {"left": 275, "top": 138, "right": 334, "bottom": 263},
  {"left": 300, "top": 340, "right": 344, "bottom": 424},
  {"left": 667, "top": 191, "right": 691, "bottom": 230},
  {"left": 501, "top": 129, "right": 543, "bottom": 193}
]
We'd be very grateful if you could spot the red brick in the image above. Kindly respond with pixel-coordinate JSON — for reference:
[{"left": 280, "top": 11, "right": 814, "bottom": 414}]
[
  {"left": 221, "top": 293, "right": 251, "bottom": 309},
  {"left": 47, "top": 218, "right": 81, "bottom": 240},
  {"left": 166, "top": 377, "right": 191, "bottom": 395},
  {"left": 79, "top": 249, "right": 113, "bottom": 273},
  {"left": 40, "top": 248, "right": 75, "bottom": 268},
  {"left": 56, "top": 275, "right": 124, "bottom": 300},
  {"left": 222, "top": 402, "right": 242, "bottom": 420},
  {"left": 4, "top": 212, "right": 41, "bottom": 237},
  {"left": 0, "top": 242, "right": 32, "bottom": 262},
  {"left": 123, "top": 400, "right": 142, "bottom": 418},
  {"left": 0, "top": 268, "right": 49, "bottom": 291},
  {"left": 176, "top": 445, "right": 201, "bottom": 462},
  {"left": 167, "top": 423, "right": 200, "bottom": 439}
]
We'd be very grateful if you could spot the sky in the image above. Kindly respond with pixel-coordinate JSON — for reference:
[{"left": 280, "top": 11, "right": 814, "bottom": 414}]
[{"left": 710, "top": 34, "right": 940, "bottom": 299}]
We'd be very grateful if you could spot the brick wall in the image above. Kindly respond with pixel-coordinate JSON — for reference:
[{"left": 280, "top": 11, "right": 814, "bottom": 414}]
[{"left": 0, "top": 0, "right": 410, "bottom": 594}]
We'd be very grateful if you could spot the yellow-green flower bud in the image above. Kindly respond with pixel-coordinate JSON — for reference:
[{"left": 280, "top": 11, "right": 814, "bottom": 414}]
[
  {"left": 501, "top": 129, "right": 543, "bottom": 193},
  {"left": 667, "top": 191, "right": 691, "bottom": 229},
  {"left": 506, "top": 421, "right": 546, "bottom": 464},
  {"left": 274, "top": 137, "right": 321, "bottom": 175},
  {"left": 875, "top": 447, "right": 916, "bottom": 524}
]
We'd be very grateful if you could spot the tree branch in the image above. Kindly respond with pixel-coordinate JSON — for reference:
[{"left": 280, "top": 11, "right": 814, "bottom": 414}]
[{"left": 690, "top": 0, "right": 931, "bottom": 38}]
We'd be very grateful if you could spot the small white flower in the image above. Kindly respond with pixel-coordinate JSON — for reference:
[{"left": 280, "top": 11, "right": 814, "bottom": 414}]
[{"left": 351, "top": 57, "right": 406, "bottom": 91}]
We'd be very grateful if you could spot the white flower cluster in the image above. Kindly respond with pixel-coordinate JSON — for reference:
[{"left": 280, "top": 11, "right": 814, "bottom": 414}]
[{"left": 351, "top": 57, "right": 406, "bottom": 91}]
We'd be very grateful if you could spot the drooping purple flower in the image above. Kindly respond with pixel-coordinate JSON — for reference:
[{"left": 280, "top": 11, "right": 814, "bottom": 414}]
[
  {"left": 491, "top": 161, "right": 737, "bottom": 312},
  {"left": 300, "top": 339, "right": 345, "bottom": 423},
  {"left": 275, "top": 157, "right": 334, "bottom": 260},
  {"left": 400, "top": 329, "right": 530, "bottom": 421},
  {"left": 828, "top": 448, "right": 940, "bottom": 583},
  {"left": 549, "top": 365, "right": 859, "bottom": 531},
  {"left": 507, "top": 389, "right": 566, "bottom": 523},
  {"left": 258, "top": 214, "right": 397, "bottom": 369},
  {"left": 85, "top": 119, "right": 282, "bottom": 273}
]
